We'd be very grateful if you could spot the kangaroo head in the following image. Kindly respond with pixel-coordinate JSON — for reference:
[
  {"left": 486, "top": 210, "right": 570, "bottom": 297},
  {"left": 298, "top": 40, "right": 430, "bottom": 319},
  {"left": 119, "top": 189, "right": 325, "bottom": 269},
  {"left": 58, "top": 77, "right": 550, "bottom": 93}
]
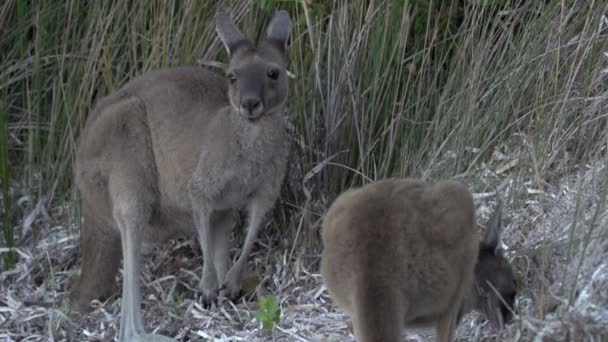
[
  {"left": 216, "top": 11, "right": 292, "bottom": 120},
  {"left": 473, "top": 200, "right": 517, "bottom": 328}
]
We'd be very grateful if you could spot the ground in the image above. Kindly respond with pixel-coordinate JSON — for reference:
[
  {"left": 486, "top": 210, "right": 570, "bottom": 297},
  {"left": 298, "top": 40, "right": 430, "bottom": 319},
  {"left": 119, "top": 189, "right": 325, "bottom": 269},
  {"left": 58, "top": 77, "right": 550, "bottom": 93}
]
[{"left": 1, "top": 158, "right": 607, "bottom": 341}]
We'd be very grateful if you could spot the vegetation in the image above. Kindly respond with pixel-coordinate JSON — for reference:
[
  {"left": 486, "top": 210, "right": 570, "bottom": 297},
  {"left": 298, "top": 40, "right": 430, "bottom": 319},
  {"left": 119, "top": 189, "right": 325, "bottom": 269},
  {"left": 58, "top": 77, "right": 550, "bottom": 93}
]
[
  {"left": 256, "top": 295, "right": 281, "bottom": 332},
  {"left": 0, "top": 0, "right": 607, "bottom": 339},
  {"left": 1, "top": 0, "right": 606, "bottom": 242}
]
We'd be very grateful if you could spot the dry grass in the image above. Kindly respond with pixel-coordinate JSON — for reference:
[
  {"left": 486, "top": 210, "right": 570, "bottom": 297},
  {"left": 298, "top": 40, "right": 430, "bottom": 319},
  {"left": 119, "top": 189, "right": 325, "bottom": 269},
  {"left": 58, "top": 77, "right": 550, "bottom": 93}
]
[
  {"left": 1, "top": 155, "right": 606, "bottom": 341},
  {"left": 1, "top": 0, "right": 608, "bottom": 341}
]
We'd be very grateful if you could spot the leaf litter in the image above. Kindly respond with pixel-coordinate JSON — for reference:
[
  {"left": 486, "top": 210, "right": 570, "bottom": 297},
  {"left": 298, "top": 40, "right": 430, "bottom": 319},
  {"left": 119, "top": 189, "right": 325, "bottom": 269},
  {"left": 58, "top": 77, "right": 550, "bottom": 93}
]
[{"left": 1, "top": 157, "right": 607, "bottom": 341}]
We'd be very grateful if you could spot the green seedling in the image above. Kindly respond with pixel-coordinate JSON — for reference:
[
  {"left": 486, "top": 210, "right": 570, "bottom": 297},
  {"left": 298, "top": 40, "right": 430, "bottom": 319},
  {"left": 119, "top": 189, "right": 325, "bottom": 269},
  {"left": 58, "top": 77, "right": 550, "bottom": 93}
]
[{"left": 256, "top": 295, "right": 281, "bottom": 332}]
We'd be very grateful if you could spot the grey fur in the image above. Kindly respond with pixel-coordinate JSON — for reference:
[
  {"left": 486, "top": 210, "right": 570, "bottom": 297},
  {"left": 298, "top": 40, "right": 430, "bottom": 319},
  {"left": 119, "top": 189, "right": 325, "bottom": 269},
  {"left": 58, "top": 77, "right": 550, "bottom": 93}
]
[
  {"left": 320, "top": 179, "right": 517, "bottom": 342},
  {"left": 216, "top": 12, "right": 247, "bottom": 54},
  {"left": 70, "top": 11, "right": 292, "bottom": 342}
]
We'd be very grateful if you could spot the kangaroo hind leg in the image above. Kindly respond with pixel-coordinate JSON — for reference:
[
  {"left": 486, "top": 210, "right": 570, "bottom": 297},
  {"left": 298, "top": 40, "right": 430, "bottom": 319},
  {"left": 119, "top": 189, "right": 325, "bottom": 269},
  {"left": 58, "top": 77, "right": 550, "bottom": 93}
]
[
  {"left": 70, "top": 204, "right": 121, "bottom": 314},
  {"left": 352, "top": 284, "right": 404, "bottom": 342}
]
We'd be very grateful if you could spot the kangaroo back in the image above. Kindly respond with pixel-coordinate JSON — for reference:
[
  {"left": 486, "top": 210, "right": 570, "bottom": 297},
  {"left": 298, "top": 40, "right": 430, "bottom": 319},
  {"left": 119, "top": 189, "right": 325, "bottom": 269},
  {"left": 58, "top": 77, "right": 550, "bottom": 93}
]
[{"left": 321, "top": 178, "right": 479, "bottom": 342}]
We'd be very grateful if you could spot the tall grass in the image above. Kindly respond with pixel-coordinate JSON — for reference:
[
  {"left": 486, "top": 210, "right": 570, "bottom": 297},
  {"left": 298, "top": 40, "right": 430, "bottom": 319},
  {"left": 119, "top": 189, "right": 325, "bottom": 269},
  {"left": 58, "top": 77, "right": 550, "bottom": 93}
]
[
  {"left": 1, "top": 0, "right": 607, "bottom": 261},
  {"left": 1, "top": 92, "right": 14, "bottom": 267}
]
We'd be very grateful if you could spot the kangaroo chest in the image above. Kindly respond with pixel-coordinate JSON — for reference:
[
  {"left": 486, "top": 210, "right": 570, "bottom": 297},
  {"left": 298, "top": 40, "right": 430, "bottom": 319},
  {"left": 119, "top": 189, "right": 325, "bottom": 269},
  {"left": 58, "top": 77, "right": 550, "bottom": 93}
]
[{"left": 188, "top": 117, "right": 288, "bottom": 211}]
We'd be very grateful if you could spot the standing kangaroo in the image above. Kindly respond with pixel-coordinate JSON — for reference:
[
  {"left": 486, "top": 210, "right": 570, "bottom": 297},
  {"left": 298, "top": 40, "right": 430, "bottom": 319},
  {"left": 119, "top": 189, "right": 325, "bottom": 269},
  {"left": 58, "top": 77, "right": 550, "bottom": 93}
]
[
  {"left": 320, "top": 178, "right": 517, "bottom": 342},
  {"left": 70, "top": 11, "right": 292, "bottom": 342}
]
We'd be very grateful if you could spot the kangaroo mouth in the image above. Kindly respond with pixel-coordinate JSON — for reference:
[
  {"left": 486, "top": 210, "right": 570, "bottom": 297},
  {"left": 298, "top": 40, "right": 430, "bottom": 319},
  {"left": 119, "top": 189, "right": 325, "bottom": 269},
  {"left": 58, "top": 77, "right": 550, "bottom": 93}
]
[
  {"left": 241, "top": 111, "right": 265, "bottom": 121},
  {"left": 239, "top": 106, "right": 268, "bottom": 121},
  {"left": 238, "top": 105, "right": 265, "bottom": 121}
]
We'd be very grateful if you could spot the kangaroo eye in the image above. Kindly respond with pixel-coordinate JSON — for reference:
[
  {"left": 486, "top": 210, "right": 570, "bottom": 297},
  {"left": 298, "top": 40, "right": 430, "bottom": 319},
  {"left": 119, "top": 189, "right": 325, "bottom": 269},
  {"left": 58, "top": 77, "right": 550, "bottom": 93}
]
[
  {"left": 267, "top": 69, "right": 280, "bottom": 80},
  {"left": 227, "top": 73, "right": 237, "bottom": 84}
]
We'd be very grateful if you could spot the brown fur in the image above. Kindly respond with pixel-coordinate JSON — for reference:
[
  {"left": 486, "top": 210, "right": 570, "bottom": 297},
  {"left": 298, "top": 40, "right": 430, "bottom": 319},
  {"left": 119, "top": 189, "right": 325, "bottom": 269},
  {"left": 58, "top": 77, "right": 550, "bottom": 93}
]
[
  {"left": 320, "top": 178, "right": 517, "bottom": 342},
  {"left": 70, "top": 11, "right": 292, "bottom": 342}
]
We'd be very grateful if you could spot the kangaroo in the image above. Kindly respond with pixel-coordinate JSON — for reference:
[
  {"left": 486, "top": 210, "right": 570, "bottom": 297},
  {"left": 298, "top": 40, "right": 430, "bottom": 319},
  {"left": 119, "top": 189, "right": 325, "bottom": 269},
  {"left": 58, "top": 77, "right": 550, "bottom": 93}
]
[
  {"left": 320, "top": 178, "right": 517, "bottom": 342},
  {"left": 70, "top": 11, "right": 292, "bottom": 342}
]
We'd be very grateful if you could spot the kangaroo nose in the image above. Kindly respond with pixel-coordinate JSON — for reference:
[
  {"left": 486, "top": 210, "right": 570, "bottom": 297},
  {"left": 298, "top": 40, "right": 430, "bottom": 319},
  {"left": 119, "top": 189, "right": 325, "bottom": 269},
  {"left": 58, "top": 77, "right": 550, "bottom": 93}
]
[{"left": 241, "top": 98, "right": 262, "bottom": 117}]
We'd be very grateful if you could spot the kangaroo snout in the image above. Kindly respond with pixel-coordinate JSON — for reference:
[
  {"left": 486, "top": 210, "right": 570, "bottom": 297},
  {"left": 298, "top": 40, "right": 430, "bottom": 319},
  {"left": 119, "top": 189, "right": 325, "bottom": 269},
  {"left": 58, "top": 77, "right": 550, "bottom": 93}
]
[{"left": 240, "top": 96, "right": 264, "bottom": 119}]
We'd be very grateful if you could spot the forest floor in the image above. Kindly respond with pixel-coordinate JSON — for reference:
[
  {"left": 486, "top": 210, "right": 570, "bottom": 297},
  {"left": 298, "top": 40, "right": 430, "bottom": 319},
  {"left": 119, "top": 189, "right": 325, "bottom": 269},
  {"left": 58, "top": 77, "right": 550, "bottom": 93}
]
[{"left": 1, "top": 156, "right": 607, "bottom": 341}]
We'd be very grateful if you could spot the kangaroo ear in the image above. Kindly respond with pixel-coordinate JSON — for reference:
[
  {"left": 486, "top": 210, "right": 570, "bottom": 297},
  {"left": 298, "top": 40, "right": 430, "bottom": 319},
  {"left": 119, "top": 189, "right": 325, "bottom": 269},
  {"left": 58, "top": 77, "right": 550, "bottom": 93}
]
[
  {"left": 265, "top": 10, "right": 292, "bottom": 51},
  {"left": 216, "top": 12, "right": 247, "bottom": 55},
  {"left": 482, "top": 198, "right": 503, "bottom": 252}
]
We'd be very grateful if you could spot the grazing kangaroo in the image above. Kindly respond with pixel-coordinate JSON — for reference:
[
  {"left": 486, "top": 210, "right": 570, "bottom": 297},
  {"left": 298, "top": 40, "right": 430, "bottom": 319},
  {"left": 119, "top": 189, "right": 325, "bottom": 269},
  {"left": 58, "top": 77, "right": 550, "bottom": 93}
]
[
  {"left": 320, "top": 178, "right": 517, "bottom": 342},
  {"left": 70, "top": 11, "right": 292, "bottom": 342}
]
